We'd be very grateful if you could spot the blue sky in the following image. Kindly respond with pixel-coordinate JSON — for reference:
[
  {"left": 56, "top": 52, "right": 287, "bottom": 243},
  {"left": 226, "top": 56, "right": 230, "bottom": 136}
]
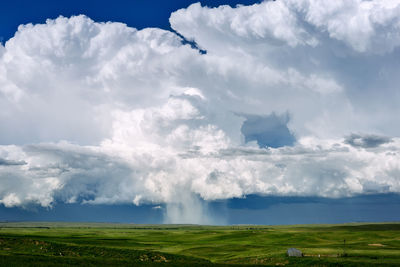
[
  {"left": 0, "top": 0, "right": 400, "bottom": 225},
  {"left": 0, "top": 0, "right": 260, "bottom": 43}
]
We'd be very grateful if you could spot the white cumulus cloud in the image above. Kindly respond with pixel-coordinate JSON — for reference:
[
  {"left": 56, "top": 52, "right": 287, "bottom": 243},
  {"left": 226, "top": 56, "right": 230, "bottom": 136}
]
[{"left": 0, "top": 0, "right": 400, "bottom": 223}]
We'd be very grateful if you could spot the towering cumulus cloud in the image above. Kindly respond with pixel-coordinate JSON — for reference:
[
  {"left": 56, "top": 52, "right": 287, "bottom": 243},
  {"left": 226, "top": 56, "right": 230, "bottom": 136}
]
[{"left": 1, "top": 0, "right": 400, "bottom": 224}]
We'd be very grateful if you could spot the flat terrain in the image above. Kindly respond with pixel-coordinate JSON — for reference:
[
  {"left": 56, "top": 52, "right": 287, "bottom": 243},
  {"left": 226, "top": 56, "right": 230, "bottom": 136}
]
[{"left": 0, "top": 222, "right": 399, "bottom": 266}]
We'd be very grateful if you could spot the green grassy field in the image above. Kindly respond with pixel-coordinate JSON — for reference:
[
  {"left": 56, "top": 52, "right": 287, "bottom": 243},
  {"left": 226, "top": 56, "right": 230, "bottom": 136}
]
[{"left": 0, "top": 222, "right": 399, "bottom": 266}]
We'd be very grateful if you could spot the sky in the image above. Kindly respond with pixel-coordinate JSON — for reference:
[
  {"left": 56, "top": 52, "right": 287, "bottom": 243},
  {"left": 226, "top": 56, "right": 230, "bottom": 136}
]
[
  {"left": 0, "top": 0, "right": 400, "bottom": 225},
  {"left": 0, "top": 0, "right": 261, "bottom": 43}
]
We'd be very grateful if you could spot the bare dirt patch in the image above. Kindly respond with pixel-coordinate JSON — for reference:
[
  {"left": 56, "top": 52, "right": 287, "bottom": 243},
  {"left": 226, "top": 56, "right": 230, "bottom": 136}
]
[{"left": 368, "top": 243, "right": 385, "bottom": 247}]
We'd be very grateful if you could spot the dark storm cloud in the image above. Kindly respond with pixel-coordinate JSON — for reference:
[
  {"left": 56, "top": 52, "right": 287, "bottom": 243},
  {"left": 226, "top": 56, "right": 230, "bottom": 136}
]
[
  {"left": 344, "top": 133, "right": 392, "bottom": 148},
  {"left": 0, "top": 158, "right": 26, "bottom": 166}
]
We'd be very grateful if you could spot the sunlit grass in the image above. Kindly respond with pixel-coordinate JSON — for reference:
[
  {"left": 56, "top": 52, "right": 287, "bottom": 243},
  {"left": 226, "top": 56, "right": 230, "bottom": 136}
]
[{"left": 0, "top": 222, "right": 399, "bottom": 266}]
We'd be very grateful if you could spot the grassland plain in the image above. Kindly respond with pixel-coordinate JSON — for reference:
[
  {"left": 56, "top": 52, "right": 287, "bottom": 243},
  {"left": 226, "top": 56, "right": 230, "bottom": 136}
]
[{"left": 0, "top": 222, "right": 399, "bottom": 266}]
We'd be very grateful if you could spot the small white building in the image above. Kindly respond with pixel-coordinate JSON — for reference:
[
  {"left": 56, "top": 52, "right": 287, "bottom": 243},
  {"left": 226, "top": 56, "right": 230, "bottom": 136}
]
[{"left": 287, "top": 248, "right": 303, "bottom": 257}]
